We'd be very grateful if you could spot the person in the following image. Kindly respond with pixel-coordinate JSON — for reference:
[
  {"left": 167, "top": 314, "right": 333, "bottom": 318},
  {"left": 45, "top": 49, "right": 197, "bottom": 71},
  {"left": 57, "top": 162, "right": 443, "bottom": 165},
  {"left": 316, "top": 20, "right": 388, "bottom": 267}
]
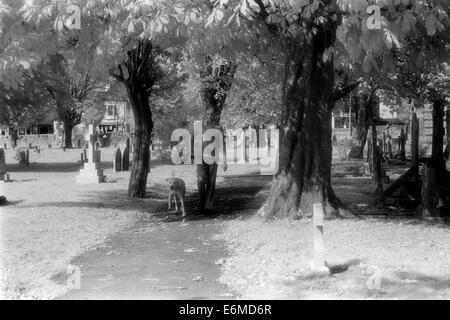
[{"left": 196, "top": 107, "right": 227, "bottom": 212}]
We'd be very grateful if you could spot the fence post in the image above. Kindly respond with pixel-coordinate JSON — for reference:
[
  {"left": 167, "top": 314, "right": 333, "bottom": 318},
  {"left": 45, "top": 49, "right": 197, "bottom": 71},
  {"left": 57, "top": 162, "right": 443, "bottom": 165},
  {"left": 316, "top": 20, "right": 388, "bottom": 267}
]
[{"left": 310, "top": 203, "right": 330, "bottom": 276}]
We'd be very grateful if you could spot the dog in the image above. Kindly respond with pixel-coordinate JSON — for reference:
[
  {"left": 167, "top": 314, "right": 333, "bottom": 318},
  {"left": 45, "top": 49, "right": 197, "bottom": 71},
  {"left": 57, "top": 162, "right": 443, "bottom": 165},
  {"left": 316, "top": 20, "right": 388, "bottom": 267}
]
[{"left": 167, "top": 178, "right": 186, "bottom": 217}]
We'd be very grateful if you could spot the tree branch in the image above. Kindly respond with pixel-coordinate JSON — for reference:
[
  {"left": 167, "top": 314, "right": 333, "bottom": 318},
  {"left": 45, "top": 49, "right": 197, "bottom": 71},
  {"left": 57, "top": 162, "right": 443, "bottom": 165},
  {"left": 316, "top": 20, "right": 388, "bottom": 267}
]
[{"left": 333, "top": 78, "right": 361, "bottom": 102}]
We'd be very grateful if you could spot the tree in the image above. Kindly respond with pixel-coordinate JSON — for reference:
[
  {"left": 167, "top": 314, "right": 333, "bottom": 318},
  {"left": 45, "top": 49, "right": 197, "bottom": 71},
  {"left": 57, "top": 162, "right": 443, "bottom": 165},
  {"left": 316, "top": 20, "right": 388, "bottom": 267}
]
[
  {"left": 207, "top": 0, "right": 449, "bottom": 218},
  {"left": 1, "top": 0, "right": 448, "bottom": 208},
  {"left": 29, "top": 54, "right": 103, "bottom": 148},
  {"left": 0, "top": 79, "right": 53, "bottom": 147},
  {"left": 0, "top": 0, "right": 189, "bottom": 197}
]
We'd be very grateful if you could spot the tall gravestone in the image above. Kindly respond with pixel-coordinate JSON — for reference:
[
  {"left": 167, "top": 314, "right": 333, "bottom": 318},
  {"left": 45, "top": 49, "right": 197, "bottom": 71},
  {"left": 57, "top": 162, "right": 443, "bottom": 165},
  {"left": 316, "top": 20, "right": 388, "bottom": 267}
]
[
  {"left": 0, "top": 148, "right": 11, "bottom": 182},
  {"left": 122, "top": 137, "right": 130, "bottom": 171},
  {"left": 18, "top": 150, "right": 27, "bottom": 165},
  {"left": 114, "top": 147, "right": 122, "bottom": 172},
  {"left": 76, "top": 124, "right": 106, "bottom": 184}
]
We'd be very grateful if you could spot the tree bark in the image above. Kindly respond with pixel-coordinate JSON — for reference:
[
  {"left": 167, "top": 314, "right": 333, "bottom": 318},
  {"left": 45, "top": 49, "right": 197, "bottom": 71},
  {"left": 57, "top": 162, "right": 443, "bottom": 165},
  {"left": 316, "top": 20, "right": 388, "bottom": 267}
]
[
  {"left": 259, "top": 23, "right": 349, "bottom": 219},
  {"left": 9, "top": 128, "right": 18, "bottom": 148},
  {"left": 348, "top": 93, "right": 376, "bottom": 159},
  {"left": 63, "top": 122, "right": 74, "bottom": 149}
]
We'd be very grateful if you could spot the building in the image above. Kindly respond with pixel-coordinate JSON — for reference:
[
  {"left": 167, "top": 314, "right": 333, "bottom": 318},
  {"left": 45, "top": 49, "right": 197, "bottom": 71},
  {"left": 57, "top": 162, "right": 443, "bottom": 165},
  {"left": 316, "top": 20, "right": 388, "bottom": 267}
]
[{"left": 98, "top": 101, "right": 130, "bottom": 134}]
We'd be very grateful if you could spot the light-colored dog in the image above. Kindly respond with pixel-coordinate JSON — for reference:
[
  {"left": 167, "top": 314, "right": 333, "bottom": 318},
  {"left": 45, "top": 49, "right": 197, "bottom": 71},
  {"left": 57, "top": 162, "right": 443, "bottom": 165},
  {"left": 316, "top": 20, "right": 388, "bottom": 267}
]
[{"left": 167, "top": 178, "right": 186, "bottom": 217}]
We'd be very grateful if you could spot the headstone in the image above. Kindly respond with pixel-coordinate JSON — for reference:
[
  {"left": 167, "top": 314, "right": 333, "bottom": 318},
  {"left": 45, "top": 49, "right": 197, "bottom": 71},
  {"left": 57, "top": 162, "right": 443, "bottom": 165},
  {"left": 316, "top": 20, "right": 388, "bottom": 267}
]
[
  {"left": 310, "top": 203, "right": 330, "bottom": 276},
  {"left": 420, "top": 161, "right": 437, "bottom": 217},
  {"left": 122, "top": 137, "right": 130, "bottom": 171},
  {"left": 0, "top": 148, "right": 11, "bottom": 182},
  {"left": 18, "top": 150, "right": 26, "bottom": 165},
  {"left": 399, "top": 128, "right": 406, "bottom": 161},
  {"left": 0, "top": 149, "right": 5, "bottom": 175},
  {"left": 114, "top": 147, "right": 122, "bottom": 172},
  {"left": 76, "top": 124, "right": 106, "bottom": 184}
]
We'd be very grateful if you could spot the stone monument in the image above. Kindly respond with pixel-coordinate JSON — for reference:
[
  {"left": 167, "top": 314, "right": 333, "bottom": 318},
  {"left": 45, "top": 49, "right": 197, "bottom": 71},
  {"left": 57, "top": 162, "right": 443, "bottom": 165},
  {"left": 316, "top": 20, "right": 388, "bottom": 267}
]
[
  {"left": 114, "top": 147, "right": 122, "bottom": 172},
  {"left": 76, "top": 124, "right": 106, "bottom": 184},
  {"left": 122, "top": 137, "right": 130, "bottom": 171},
  {"left": 0, "top": 148, "right": 11, "bottom": 182}
]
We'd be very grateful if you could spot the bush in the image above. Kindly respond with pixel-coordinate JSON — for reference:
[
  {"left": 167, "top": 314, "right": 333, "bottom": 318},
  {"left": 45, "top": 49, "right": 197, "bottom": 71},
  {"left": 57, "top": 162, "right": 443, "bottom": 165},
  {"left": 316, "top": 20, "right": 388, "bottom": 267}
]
[{"left": 0, "top": 195, "right": 7, "bottom": 206}]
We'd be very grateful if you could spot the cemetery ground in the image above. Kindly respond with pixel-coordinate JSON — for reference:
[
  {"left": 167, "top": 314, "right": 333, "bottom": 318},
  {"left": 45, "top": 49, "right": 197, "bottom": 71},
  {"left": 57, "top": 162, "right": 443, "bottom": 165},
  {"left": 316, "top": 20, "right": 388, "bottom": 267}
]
[{"left": 1, "top": 147, "right": 450, "bottom": 300}]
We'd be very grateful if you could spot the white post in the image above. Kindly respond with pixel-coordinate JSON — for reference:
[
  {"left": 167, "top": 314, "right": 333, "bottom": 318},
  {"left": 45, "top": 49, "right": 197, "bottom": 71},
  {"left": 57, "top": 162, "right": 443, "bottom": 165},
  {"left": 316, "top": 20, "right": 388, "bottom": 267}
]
[{"left": 310, "top": 203, "right": 330, "bottom": 276}]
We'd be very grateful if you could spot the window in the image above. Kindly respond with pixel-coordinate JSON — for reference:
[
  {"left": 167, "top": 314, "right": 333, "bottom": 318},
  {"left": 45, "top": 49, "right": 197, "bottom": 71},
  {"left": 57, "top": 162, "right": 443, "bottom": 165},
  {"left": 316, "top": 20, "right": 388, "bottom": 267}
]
[{"left": 106, "top": 104, "right": 118, "bottom": 116}]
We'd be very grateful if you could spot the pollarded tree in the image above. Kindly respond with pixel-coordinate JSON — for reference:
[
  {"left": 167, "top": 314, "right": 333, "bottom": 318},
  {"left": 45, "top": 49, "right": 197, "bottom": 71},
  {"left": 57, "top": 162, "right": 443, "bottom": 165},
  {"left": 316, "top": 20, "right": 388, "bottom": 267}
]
[{"left": 206, "top": 0, "right": 449, "bottom": 218}]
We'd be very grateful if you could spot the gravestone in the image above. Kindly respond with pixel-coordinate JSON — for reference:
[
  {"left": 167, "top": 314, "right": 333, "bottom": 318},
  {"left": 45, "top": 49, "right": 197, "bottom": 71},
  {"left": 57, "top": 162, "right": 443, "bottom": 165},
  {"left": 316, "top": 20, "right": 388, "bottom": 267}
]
[
  {"left": 76, "top": 124, "right": 106, "bottom": 184},
  {"left": 17, "top": 150, "right": 26, "bottom": 165},
  {"left": 399, "top": 128, "right": 406, "bottom": 162},
  {"left": 122, "top": 137, "right": 130, "bottom": 171},
  {"left": 0, "top": 148, "right": 11, "bottom": 182},
  {"left": 114, "top": 147, "right": 122, "bottom": 172}
]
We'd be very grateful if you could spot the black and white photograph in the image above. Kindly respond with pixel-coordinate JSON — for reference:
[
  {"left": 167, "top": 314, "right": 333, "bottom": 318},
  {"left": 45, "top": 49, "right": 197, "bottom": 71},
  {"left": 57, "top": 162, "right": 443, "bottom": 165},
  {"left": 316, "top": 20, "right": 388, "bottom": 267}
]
[{"left": 0, "top": 0, "right": 450, "bottom": 304}]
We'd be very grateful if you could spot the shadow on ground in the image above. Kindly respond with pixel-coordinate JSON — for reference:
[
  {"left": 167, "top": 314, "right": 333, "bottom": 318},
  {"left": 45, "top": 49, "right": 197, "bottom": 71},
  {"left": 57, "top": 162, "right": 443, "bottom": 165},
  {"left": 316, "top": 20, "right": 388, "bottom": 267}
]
[{"left": 55, "top": 174, "right": 271, "bottom": 299}]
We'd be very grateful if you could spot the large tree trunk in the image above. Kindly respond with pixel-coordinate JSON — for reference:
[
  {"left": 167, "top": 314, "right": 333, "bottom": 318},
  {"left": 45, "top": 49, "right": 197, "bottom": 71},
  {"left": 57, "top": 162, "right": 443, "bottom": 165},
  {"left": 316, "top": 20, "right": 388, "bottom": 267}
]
[
  {"left": 63, "top": 122, "right": 73, "bottom": 149},
  {"left": 259, "top": 23, "right": 348, "bottom": 219},
  {"left": 110, "top": 39, "right": 156, "bottom": 198},
  {"left": 126, "top": 86, "right": 152, "bottom": 198},
  {"left": 9, "top": 128, "right": 18, "bottom": 148},
  {"left": 55, "top": 91, "right": 81, "bottom": 149},
  {"left": 348, "top": 93, "right": 376, "bottom": 159}
]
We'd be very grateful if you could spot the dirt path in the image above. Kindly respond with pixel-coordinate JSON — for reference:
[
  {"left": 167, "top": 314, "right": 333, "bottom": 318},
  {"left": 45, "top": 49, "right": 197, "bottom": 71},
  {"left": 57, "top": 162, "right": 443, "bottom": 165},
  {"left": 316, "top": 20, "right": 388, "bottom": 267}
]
[{"left": 57, "top": 175, "right": 271, "bottom": 300}]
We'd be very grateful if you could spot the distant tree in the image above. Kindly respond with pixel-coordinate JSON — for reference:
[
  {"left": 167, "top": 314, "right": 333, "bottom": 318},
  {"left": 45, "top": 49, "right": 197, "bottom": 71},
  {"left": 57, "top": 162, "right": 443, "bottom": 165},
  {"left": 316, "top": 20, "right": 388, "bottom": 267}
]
[{"left": 0, "top": 79, "right": 53, "bottom": 147}]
